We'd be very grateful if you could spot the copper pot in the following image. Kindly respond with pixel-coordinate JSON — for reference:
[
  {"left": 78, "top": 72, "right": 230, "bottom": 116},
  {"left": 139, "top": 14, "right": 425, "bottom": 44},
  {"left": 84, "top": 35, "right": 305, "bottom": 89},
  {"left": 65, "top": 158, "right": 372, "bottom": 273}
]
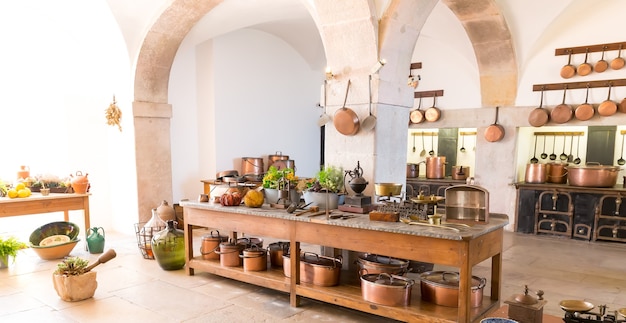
[
  {"left": 546, "top": 162, "right": 568, "bottom": 184},
  {"left": 215, "top": 240, "right": 245, "bottom": 267},
  {"left": 356, "top": 254, "right": 410, "bottom": 276},
  {"left": 419, "top": 271, "right": 486, "bottom": 308},
  {"left": 374, "top": 183, "right": 403, "bottom": 196},
  {"left": 567, "top": 164, "right": 620, "bottom": 187},
  {"left": 200, "top": 230, "right": 228, "bottom": 260},
  {"left": 406, "top": 164, "right": 419, "bottom": 178},
  {"left": 360, "top": 272, "right": 414, "bottom": 307},
  {"left": 268, "top": 241, "right": 289, "bottom": 268},
  {"left": 451, "top": 166, "right": 469, "bottom": 180},
  {"left": 240, "top": 246, "right": 268, "bottom": 271},
  {"left": 283, "top": 252, "right": 342, "bottom": 286},
  {"left": 484, "top": 106, "right": 505, "bottom": 142},
  {"left": 525, "top": 163, "right": 548, "bottom": 184},
  {"left": 268, "top": 152, "right": 289, "bottom": 170},
  {"left": 551, "top": 87, "right": 573, "bottom": 124},
  {"left": 426, "top": 156, "right": 446, "bottom": 179},
  {"left": 242, "top": 157, "right": 264, "bottom": 176}
]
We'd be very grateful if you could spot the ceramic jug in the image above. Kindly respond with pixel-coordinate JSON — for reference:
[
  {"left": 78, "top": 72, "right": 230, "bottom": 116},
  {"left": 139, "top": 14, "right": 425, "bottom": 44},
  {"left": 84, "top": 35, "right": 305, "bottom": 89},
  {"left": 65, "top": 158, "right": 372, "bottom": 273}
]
[
  {"left": 17, "top": 165, "right": 30, "bottom": 180},
  {"left": 86, "top": 227, "right": 105, "bottom": 254}
]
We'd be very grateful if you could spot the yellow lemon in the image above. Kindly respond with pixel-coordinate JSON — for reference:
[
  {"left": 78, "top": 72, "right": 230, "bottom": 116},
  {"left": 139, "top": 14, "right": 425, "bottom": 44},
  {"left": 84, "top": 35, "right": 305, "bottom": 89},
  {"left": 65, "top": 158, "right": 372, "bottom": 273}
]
[
  {"left": 15, "top": 183, "right": 26, "bottom": 191},
  {"left": 17, "top": 189, "right": 30, "bottom": 198},
  {"left": 7, "top": 189, "right": 18, "bottom": 198}
]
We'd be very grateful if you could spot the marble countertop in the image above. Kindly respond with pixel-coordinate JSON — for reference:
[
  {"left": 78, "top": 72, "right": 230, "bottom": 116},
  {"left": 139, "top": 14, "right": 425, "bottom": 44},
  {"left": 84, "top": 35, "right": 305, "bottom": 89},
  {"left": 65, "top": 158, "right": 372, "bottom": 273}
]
[{"left": 179, "top": 200, "right": 509, "bottom": 241}]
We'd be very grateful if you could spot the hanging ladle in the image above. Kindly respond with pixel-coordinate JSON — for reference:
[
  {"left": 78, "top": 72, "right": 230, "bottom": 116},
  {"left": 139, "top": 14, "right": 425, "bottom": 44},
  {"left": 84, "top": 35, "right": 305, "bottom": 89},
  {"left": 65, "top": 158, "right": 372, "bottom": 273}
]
[
  {"left": 530, "top": 136, "right": 539, "bottom": 163},
  {"left": 567, "top": 135, "right": 574, "bottom": 162},
  {"left": 574, "top": 135, "right": 581, "bottom": 165},
  {"left": 412, "top": 133, "right": 416, "bottom": 153},
  {"left": 460, "top": 133, "right": 466, "bottom": 153},
  {"left": 420, "top": 131, "right": 426, "bottom": 157},
  {"left": 559, "top": 135, "right": 568, "bottom": 161},
  {"left": 618, "top": 133, "right": 626, "bottom": 166},
  {"left": 429, "top": 133, "right": 435, "bottom": 156},
  {"left": 549, "top": 135, "right": 557, "bottom": 160},
  {"left": 540, "top": 135, "right": 548, "bottom": 159},
  {"left": 361, "top": 75, "right": 376, "bottom": 131}
]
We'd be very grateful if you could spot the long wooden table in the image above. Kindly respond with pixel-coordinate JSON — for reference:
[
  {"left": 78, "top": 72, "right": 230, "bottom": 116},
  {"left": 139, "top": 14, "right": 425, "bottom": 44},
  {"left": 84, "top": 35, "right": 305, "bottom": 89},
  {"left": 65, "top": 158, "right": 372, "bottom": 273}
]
[
  {"left": 0, "top": 193, "right": 91, "bottom": 235},
  {"left": 181, "top": 201, "right": 508, "bottom": 322}
]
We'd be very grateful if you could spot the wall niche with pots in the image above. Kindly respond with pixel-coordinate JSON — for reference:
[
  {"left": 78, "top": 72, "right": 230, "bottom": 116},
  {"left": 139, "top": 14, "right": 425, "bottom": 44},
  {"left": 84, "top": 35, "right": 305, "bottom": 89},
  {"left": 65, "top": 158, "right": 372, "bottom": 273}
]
[{"left": 407, "top": 128, "right": 476, "bottom": 180}]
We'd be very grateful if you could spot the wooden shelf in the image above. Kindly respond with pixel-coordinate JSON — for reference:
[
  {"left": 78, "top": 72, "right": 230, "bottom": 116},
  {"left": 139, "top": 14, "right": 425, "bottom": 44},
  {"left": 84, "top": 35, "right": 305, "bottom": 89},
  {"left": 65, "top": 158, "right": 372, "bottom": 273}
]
[
  {"left": 410, "top": 62, "right": 423, "bottom": 70},
  {"left": 555, "top": 41, "right": 626, "bottom": 56}
]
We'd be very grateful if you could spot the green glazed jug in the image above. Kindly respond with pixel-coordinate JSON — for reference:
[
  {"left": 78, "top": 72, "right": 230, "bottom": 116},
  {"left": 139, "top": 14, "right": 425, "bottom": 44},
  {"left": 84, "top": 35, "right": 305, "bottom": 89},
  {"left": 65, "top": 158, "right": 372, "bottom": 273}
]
[{"left": 87, "top": 227, "right": 105, "bottom": 254}]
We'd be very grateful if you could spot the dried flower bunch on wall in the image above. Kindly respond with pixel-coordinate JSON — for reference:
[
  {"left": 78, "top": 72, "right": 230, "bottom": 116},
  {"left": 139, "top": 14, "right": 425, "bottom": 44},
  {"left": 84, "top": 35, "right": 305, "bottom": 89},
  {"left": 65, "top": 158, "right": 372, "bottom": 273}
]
[{"left": 105, "top": 95, "right": 122, "bottom": 132}]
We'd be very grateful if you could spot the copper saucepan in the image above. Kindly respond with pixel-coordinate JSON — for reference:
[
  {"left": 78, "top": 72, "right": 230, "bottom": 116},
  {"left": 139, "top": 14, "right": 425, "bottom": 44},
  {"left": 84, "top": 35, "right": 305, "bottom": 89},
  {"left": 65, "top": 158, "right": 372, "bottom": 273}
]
[
  {"left": 611, "top": 45, "right": 625, "bottom": 70},
  {"left": 551, "top": 87, "right": 573, "bottom": 124},
  {"left": 484, "top": 106, "right": 504, "bottom": 142},
  {"left": 424, "top": 95, "right": 441, "bottom": 122},
  {"left": 595, "top": 46, "right": 609, "bottom": 73},
  {"left": 577, "top": 48, "right": 593, "bottom": 76},
  {"left": 574, "top": 85, "right": 594, "bottom": 121},
  {"left": 333, "top": 80, "right": 360, "bottom": 136},
  {"left": 528, "top": 87, "right": 549, "bottom": 127},
  {"left": 560, "top": 51, "right": 576, "bottom": 79},
  {"left": 597, "top": 83, "right": 617, "bottom": 116},
  {"left": 409, "top": 97, "right": 425, "bottom": 124}
]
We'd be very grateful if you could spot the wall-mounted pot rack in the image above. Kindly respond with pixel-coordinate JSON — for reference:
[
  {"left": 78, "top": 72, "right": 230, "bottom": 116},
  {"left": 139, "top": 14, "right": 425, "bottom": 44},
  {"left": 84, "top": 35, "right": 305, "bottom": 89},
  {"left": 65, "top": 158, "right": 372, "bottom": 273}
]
[
  {"left": 410, "top": 62, "right": 422, "bottom": 70},
  {"left": 532, "top": 78, "right": 626, "bottom": 92},
  {"left": 410, "top": 131, "right": 438, "bottom": 136},
  {"left": 414, "top": 90, "right": 444, "bottom": 98},
  {"left": 533, "top": 131, "right": 584, "bottom": 136},
  {"left": 555, "top": 41, "right": 626, "bottom": 56},
  {"left": 460, "top": 131, "right": 477, "bottom": 136}
]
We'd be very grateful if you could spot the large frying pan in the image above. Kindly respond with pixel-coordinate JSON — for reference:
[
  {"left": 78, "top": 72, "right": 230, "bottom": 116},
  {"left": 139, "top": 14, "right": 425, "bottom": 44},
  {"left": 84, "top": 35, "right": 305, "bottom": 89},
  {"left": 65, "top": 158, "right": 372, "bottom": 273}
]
[
  {"left": 551, "top": 87, "right": 573, "bottom": 124},
  {"left": 409, "top": 97, "right": 425, "bottom": 124},
  {"left": 485, "top": 106, "right": 505, "bottom": 142},
  {"left": 333, "top": 80, "right": 360, "bottom": 136},
  {"left": 528, "top": 87, "right": 549, "bottom": 127}
]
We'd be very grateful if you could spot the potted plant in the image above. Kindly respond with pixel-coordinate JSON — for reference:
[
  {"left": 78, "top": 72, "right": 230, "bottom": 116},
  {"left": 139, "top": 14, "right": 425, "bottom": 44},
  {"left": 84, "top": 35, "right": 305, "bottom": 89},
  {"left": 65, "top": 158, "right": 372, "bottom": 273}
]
[
  {"left": 262, "top": 166, "right": 301, "bottom": 204},
  {"left": 303, "top": 165, "right": 344, "bottom": 209},
  {"left": 0, "top": 236, "right": 28, "bottom": 269},
  {"left": 52, "top": 249, "right": 116, "bottom": 302}
]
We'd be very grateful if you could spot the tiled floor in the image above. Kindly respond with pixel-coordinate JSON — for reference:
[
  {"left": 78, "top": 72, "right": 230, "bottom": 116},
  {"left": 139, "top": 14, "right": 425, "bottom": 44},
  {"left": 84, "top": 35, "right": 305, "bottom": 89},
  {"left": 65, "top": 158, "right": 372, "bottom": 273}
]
[{"left": 1, "top": 225, "right": 626, "bottom": 322}]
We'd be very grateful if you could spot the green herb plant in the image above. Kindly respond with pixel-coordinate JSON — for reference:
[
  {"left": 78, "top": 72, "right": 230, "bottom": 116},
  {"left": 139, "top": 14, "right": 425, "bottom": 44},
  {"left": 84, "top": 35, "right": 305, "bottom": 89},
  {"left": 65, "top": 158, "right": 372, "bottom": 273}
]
[
  {"left": 308, "top": 165, "right": 344, "bottom": 193},
  {"left": 0, "top": 236, "right": 28, "bottom": 262},
  {"left": 54, "top": 257, "right": 90, "bottom": 276}
]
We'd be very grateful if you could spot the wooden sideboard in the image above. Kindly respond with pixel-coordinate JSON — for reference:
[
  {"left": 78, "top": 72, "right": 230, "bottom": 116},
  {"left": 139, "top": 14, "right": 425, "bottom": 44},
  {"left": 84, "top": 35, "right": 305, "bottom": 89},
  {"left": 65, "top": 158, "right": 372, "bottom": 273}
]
[
  {"left": 180, "top": 201, "right": 508, "bottom": 322},
  {"left": 0, "top": 193, "right": 91, "bottom": 231}
]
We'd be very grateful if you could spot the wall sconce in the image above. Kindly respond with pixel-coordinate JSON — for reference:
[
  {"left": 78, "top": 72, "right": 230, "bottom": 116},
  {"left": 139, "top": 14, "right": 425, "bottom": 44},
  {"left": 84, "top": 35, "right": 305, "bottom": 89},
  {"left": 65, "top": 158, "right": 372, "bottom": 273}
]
[
  {"left": 408, "top": 74, "right": 421, "bottom": 88},
  {"left": 370, "top": 58, "right": 386, "bottom": 74},
  {"left": 325, "top": 66, "right": 334, "bottom": 80}
]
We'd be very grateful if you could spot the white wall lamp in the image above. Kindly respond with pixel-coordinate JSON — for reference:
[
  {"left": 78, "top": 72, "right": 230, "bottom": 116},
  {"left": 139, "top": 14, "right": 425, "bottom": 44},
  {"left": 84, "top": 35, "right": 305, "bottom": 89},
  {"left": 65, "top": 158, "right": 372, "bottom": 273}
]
[
  {"left": 325, "top": 66, "right": 334, "bottom": 80},
  {"left": 370, "top": 58, "right": 386, "bottom": 75}
]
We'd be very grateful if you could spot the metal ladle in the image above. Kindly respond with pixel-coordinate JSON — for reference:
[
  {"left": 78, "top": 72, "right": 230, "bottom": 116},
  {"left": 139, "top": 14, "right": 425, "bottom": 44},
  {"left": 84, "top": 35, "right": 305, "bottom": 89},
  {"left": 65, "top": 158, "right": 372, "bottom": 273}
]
[
  {"left": 412, "top": 133, "right": 416, "bottom": 153},
  {"left": 560, "top": 135, "right": 568, "bottom": 161},
  {"left": 540, "top": 135, "right": 548, "bottom": 159},
  {"left": 460, "top": 134, "right": 466, "bottom": 153},
  {"left": 530, "top": 136, "right": 539, "bottom": 163},
  {"left": 574, "top": 135, "right": 581, "bottom": 165},
  {"left": 567, "top": 135, "right": 574, "bottom": 162},
  {"left": 618, "top": 133, "right": 626, "bottom": 166},
  {"left": 549, "top": 135, "right": 557, "bottom": 160},
  {"left": 429, "top": 133, "right": 435, "bottom": 156},
  {"left": 420, "top": 132, "right": 426, "bottom": 157}
]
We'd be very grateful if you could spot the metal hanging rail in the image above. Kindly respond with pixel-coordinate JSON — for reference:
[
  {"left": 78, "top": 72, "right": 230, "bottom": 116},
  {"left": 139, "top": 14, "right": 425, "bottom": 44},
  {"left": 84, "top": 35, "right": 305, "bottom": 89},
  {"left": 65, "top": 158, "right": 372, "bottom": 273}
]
[
  {"left": 414, "top": 90, "right": 444, "bottom": 98},
  {"left": 555, "top": 41, "right": 626, "bottom": 56},
  {"left": 533, "top": 131, "right": 585, "bottom": 136},
  {"left": 532, "top": 78, "right": 626, "bottom": 91}
]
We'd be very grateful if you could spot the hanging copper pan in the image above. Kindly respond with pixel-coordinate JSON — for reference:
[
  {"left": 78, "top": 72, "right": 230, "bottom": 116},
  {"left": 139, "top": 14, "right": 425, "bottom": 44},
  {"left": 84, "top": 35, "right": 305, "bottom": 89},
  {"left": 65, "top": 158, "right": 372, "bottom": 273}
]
[
  {"left": 560, "top": 51, "right": 576, "bottom": 79},
  {"left": 598, "top": 83, "right": 617, "bottom": 116},
  {"left": 611, "top": 45, "right": 625, "bottom": 70},
  {"left": 484, "top": 106, "right": 504, "bottom": 142},
  {"left": 595, "top": 46, "right": 609, "bottom": 73},
  {"left": 409, "top": 97, "right": 425, "bottom": 124},
  {"left": 550, "top": 87, "right": 573, "bottom": 124},
  {"left": 619, "top": 97, "right": 626, "bottom": 114},
  {"left": 528, "top": 87, "right": 549, "bottom": 127},
  {"left": 577, "top": 49, "right": 593, "bottom": 76},
  {"left": 333, "top": 80, "right": 360, "bottom": 136},
  {"left": 424, "top": 95, "right": 440, "bottom": 122},
  {"left": 574, "top": 85, "right": 594, "bottom": 121}
]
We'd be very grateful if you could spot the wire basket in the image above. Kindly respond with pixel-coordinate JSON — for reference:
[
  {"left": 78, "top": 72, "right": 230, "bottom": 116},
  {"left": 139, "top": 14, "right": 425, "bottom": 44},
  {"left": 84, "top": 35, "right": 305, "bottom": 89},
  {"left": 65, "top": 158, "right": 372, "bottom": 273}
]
[{"left": 134, "top": 222, "right": 165, "bottom": 260}]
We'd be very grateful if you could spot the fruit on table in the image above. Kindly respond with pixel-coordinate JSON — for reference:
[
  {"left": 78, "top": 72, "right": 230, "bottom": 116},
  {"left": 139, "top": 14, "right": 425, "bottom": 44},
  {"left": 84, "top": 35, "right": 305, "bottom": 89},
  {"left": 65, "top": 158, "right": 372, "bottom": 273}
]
[
  {"left": 243, "top": 190, "right": 264, "bottom": 208},
  {"left": 219, "top": 191, "right": 242, "bottom": 206},
  {"left": 7, "top": 183, "right": 31, "bottom": 199}
]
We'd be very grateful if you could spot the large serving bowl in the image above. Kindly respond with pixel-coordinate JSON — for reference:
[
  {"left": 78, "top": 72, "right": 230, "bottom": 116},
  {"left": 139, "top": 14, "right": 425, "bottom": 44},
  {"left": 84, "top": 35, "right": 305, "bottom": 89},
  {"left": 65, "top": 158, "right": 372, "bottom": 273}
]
[{"left": 29, "top": 221, "right": 80, "bottom": 260}]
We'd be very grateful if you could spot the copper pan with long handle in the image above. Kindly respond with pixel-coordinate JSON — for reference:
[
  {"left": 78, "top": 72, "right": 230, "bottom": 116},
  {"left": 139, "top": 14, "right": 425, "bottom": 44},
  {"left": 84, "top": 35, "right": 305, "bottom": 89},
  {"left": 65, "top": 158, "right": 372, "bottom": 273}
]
[
  {"left": 550, "top": 87, "right": 573, "bottom": 124},
  {"left": 484, "top": 106, "right": 504, "bottom": 142},
  {"left": 528, "top": 87, "right": 549, "bottom": 127},
  {"left": 575, "top": 85, "right": 594, "bottom": 121},
  {"left": 597, "top": 83, "right": 617, "bottom": 116},
  {"left": 333, "top": 80, "right": 360, "bottom": 136}
]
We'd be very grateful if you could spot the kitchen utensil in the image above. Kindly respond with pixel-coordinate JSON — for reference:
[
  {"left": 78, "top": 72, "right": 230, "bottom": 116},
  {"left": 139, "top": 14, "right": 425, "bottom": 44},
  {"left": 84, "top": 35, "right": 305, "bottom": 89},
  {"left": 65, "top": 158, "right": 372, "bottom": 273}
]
[
  {"left": 598, "top": 83, "right": 617, "bottom": 116},
  {"left": 525, "top": 163, "right": 548, "bottom": 183},
  {"left": 410, "top": 97, "right": 425, "bottom": 124},
  {"left": 419, "top": 271, "right": 486, "bottom": 308},
  {"left": 547, "top": 162, "right": 568, "bottom": 184},
  {"left": 420, "top": 131, "right": 426, "bottom": 157},
  {"left": 412, "top": 133, "right": 416, "bottom": 153},
  {"left": 560, "top": 51, "right": 576, "bottom": 79},
  {"left": 530, "top": 136, "right": 538, "bottom": 163},
  {"left": 425, "top": 95, "right": 441, "bottom": 122},
  {"left": 541, "top": 135, "right": 548, "bottom": 159},
  {"left": 317, "top": 82, "right": 331, "bottom": 127},
  {"left": 575, "top": 85, "right": 594, "bottom": 121},
  {"left": 568, "top": 163, "right": 620, "bottom": 187},
  {"left": 374, "top": 183, "right": 403, "bottom": 196},
  {"left": 333, "top": 80, "right": 360, "bottom": 136},
  {"left": 484, "top": 106, "right": 505, "bottom": 142},
  {"left": 268, "top": 241, "right": 289, "bottom": 268},
  {"left": 240, "top": 246, "right": 268, "bottom": 272},
  {"left": 560, "top": 135, "right": 568, "bottom": 161},
  {"left": 551, "top": 87, "right": 573, "bottom": 123},
  {"left": 200, "top": 230, "right": 228, "bottom": 260},
  {"left": 577, "top": 48, "right": 593, "bottom": 76},
  {"left": 362, "top": 75, "right": 377, "bottom": 131},
  {"left": 528, "top": 87, "right": 549, "bottom": 127},
  {"left": 549, "top": 135, "right": 557, "bottom": 160},
  {"left": 360, "top": 272, "right": 414, "bottom": 307},
  {"left": 618, "top": 134, "right": 626, "bottom": 166},
  {"left": 425, "top": 156, "right": 446, "bottom": 179},
  {"left": 84, "top": 249, "right": 117, "bottom": 272},
  {"left": 294, "top": 205, "right": 319, "bottom": 216},
  {"left": 574, "top": 135, "right": 581, "bottom": 164},
  {"left": 611, "top": 45, "right": 625, "bottom": 70},
  {"left": 568, "top": 135, "right": 574, "bottom": 162},
  {"left": 429, "top": 133, "right": 435, "bottom": 156},
  {"left": 619, "top": 97, "right": 626, "bottom": 113},
  {"left": 559, "top": 300, "right": 594, "bottom": 313},
  {"left": 460, "top": 134, "right": 466, "bottom": 152},
  {"left": 283, "top": 252, "right": 342, "bottom": 286},
  {"left": 356, "top": 254, "right": 410, "bottom": 276},
  {"left": 451, "top": 166, "right": 469, "bottom": 180},
  {"left": 595, "top": 46, "right": 609, "bottom": 73}
]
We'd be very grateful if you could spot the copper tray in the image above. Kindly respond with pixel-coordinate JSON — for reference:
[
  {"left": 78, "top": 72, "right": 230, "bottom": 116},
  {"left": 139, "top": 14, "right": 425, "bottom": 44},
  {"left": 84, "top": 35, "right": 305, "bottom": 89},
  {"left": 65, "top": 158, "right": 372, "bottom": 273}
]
[{"left": 559, "top": 300, "right": 594, "bottom": 313}]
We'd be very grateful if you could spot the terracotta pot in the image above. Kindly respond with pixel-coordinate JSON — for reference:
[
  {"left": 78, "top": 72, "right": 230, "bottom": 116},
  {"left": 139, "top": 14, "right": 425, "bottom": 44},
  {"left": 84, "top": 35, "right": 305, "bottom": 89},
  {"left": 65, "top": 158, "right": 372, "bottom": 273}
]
[{"left": 70, "top": 171, "right": 89, "bottom": 194}]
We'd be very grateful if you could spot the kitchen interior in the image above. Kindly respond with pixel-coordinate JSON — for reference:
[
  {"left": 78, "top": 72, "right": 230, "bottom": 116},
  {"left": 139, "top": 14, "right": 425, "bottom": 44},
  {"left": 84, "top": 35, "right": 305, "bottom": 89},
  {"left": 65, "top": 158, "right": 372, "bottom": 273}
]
[{"left": 2, "top": 1, "right": 626, "bottom": 323}]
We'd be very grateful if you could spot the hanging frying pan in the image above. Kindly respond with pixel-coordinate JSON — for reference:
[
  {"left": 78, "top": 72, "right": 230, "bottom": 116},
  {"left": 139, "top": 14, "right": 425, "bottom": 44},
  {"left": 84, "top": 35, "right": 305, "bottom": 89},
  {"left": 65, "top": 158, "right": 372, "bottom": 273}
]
[
  {"left": 550, "top": 86, "right": 573, "bottom": 124},
  {"left": 575, "top": 85, "right": 594, "bottom": 121},
  {"left": 619, "top": 97, "right": 626, "bottom": 114},
  {"left": 333, "top": 80, "right": 360, "bottom": 136},
  {"left": 560, "top": 51, "right": 576, "bottom": 79},
  {"left": 484, "top": 106, "right": 505, "bottom": 142},
  {"left": 598, "top": 83, "right": 617, "bottom": 116},
  {"left": 528, "top": 87, "right": 549, "bottom": 127},
  {"left": 410, "top": 96, "right": 425, "bottom": 124},
  {"left": 424, "top": 95, "right": 441, "bottom": 122},
  {"left": 611, "top": 45, "right": 625, "bottom": 70},
  {"left": 576, "top": 49, "right": 593, "bottom": 76},
  {"left": 595, "top": 46, "right": 609, "bottom": 73}
]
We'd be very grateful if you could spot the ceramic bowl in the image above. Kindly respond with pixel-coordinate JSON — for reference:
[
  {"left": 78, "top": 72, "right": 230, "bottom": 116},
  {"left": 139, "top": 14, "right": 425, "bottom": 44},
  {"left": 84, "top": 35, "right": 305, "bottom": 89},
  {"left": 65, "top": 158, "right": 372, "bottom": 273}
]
[{"left": 29, "top": 221, "right": 81, "bottom": 260}]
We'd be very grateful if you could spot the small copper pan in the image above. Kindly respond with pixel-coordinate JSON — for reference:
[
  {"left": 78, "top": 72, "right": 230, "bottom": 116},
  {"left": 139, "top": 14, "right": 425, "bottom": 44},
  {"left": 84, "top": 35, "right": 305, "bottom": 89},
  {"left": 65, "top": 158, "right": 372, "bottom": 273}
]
[
  {"left": 528, "top": 87, "right": 549, "bottom": 127},
  {"left": 574, "top": 85, "right": 594, "bottom": 121},
  {"left": 551, "top": 87, "right": 573, "bottom": 124},
  {"left": 424, "top": 95, "right": 441, "bottom": 122},
  {"left": 333, "top": 80, "right": 360, "bottom": 136},
  {"left": 619, "top": 97, "right": 626, "bottom": 114},
  {"left": 595, "top": 46, "right": 609, "bottom": 73},
  {"left": 409, "top": 97, "right": 425, "bottom": 124},
  {"left": 560, "top": 51, "right": 576, "bottom": 79},
  {"left": 577, "top": 49, "right": 593, "bottom": 76},
  {"left": 598, "top": 83, "right": 617, "bottom": 116}
]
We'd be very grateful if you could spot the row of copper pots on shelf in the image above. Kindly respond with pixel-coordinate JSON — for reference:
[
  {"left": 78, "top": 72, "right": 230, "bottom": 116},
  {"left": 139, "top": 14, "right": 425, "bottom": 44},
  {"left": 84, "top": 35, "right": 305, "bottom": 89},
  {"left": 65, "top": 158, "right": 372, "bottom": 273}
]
[
  {"left": 525, "top": 162, "right": 620, "bottom": 187},
  {"left": 528, "top": 86, "right": 626, "bottom": 126}
]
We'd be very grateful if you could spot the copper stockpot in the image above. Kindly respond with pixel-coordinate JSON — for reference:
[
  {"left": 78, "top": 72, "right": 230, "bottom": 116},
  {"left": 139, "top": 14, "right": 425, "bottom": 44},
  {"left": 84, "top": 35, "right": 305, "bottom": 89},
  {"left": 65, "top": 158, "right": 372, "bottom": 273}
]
[
  {"left": 268, "top": 151, "right": 289, "bottom": 170},
  {"left": 200, "top": 230, "right": 228, "bottom": 260},
  {"left": 268, "top": 241, "right": 289, "bottom": 268},
  {"left": 419, "top": 271, "right": 486, "bottom": 308},
  {"left": 283, "top": 252, "right": 342, "bottom": 286},
  {"left": 406, "top": 163, "right": 419, "bottom": 178},
  {"left": 546, "top": 162, "right": 568, "bottom": 184},
  {"left": 426, "top": 156, "right": 446, "bottom": 179},
  {"left": 360, "top": 272, "right": 414, "bottom": 307},
  {"left": 356, "top": 253, "right": 410, "bottom": 276},
  {"left": 240, "top": 246, "right": 268, "bottom": 271},
  {"left": 525, "top": 163, "right": 548, "bottom": 184},
  {"left": 567, "top": 164, "right": 620, "bottom": 187},
  {"left": 215, "top": 240, "right": 245, "bottom": 267}
]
